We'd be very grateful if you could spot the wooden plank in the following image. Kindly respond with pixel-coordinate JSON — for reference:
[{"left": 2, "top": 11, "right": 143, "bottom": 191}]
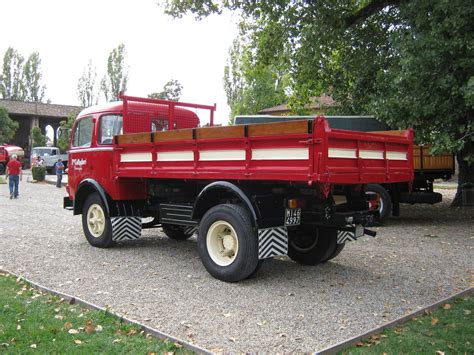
[
  {"left": 116, "top": 132, "right": 151, "bottom": 145},
  {"left": 371, "top": 130, "right": 408, "bottom": 136},
  {"left": 153, "top": 129, "right": 193, "bottom": 142},
  {"left": 247, "top": 120, "right": 309, "bottom": 137},
  {"left": 196, "top": 125, "right": 245, "bottom": 140}
]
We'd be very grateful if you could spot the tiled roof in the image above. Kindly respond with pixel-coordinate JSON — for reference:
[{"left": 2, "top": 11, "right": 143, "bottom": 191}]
[
  {"left": 0, "top": 99, "right": 82, "bottom": 118},
  {"left": 258, "top": 94, "right": 337, "bottom": 114}
]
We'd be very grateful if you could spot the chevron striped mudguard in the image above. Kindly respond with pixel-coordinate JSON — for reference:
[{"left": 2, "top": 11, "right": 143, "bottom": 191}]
[
  {"left": 258, "top": 226, "right": 288, "bottom": 259},
  {"left": 337, "top": 224, "right": 376, "bottom": 244},
  {"left": 111, "top": 217, "right": 142, "bottom": 242}
]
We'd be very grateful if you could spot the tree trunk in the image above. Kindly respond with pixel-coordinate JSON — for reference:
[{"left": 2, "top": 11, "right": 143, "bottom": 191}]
[{"left": 451, "top": 140, "right": 474, "bottom": 207}]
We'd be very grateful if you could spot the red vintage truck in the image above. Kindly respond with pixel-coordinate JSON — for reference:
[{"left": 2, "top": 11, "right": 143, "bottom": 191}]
[
  {"left": 0, "top": 144, "right": 25, "bottom": 174},
  {"left": 64, "top": 95, "right": 413, "bottom": 282}
]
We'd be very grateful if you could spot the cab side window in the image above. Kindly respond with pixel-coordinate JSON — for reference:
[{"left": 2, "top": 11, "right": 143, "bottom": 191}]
[
  {"left": 72, "top": 117, "right": 93, "bottom": 148},
  {"left": 99, "top": 115, "right": 123, "bottom": 145}
]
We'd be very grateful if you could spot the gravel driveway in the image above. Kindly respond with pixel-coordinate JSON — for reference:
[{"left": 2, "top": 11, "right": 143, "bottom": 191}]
[{"left": 0, "top": 178, "right": 472, "bottom": 352}]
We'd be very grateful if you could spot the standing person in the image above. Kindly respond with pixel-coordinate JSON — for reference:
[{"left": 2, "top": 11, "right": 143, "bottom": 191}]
[
  {"left": 6, "top": 154, "right": 22, "bottom": 199},
  {"left": 54, "top": 158, "right": 65, "bottom": 188}
]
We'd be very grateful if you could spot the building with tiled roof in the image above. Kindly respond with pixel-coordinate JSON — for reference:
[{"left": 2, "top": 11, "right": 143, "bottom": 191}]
[{"left": 0, "top": 99, "right": 82, "bottom": 159}]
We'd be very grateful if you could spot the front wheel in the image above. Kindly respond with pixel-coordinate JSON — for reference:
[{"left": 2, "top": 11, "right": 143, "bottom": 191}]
[
  {"left": 198, "top": 204, "right": 258, "bottom": 282},
  {"left": 82, "top": 193, "right": 113, "bottom": 248}
]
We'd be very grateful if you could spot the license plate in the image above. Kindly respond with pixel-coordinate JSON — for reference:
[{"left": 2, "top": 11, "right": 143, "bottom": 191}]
[{"left": 285, "top": 208, "right": 301, "bottom": 226}]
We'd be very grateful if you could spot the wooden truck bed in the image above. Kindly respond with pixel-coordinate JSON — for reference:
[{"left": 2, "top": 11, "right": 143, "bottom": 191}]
[{"left": 112, "top": 117, "right": 413, "bottom": 185}]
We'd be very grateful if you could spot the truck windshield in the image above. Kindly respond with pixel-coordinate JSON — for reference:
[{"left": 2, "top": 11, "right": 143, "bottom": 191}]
[
  {"left": 99, "top": 114, "right": 123, "bottom": 145},
  {"left": 72, "top": 117, "right": 93, "bottom": 148},
  {"left": 32, "top": 148, "right": 53, "bottom": 156}
]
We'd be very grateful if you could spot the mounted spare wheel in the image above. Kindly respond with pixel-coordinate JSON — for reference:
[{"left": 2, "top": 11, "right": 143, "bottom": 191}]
[
  {"left": 287, "top": 226, "right": 337, "bottom": 265},
  {"left": 198, "top": 204, "right": 258, "bottom": 282},
  {"left": 82, "top": 192, "right": 113, "bottom": 248},
  {"left": 365, "top": 184, "right": 392, "bottom": 223}
]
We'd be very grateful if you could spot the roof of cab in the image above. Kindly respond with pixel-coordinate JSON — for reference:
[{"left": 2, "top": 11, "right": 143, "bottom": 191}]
[{"left": 77, "top": 101, "right": 123, "bottom": 118}]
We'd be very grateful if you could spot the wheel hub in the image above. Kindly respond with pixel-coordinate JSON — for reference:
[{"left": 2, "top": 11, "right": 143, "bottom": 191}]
[
  {"left": 87, "top": 203, "right": 105, "bottom": 238},
  {"left": 207, "top": 221, "right": 239, "bottom": 266}
]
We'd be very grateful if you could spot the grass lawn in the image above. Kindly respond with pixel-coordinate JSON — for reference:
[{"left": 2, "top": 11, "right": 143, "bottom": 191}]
[
  {"left": 340, "top": 294, "right": 473, "bottom": 354},
  {"left": 0, "top": 272, "right": 192, "bottom": 353}
]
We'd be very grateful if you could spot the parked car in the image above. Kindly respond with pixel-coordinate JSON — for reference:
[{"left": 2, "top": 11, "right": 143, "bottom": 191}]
[{"left": 31, "top": 146, "right": 68, "bottom": 174}]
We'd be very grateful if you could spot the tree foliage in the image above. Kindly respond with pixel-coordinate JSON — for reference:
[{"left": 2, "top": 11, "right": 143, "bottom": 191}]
[
  {"left": 223, "top": 36, "right": 290, "bottom": 123},
  {"left": 0, "top": 48, "right": 25, "bottom": 101},
  {"left": 23, "top": 52, "right": 46, "bottom": 102},
  {"left": 77, "top": 60, "right": 98, "bottom": 107},
  {"left": 57, "top": 114, "right": 76, "bottom": 152},
  {"left": 0, "top": 106, "right": 19, "bottom": 143},
  {"left": 31, "top": 126, "right": 46, "bottom": 147},
  {"left": 0, "top": 48, "right": 46, "bottom": 102},
  {"left": 148, "top": 79, "right": 183, "bottom": 101},
  {"left": 101, "top": 44, "right": 128, "bottom": 102},
  {"left": 163, "top": 0, "right": 474, "bottom": 205}
]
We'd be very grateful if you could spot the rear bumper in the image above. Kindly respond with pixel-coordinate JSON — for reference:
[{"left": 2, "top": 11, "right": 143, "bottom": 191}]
[{"left": 302, "top": 208, "right": 378, "bottom": 228}]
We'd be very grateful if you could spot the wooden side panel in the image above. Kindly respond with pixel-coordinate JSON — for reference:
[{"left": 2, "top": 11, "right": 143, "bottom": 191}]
[
  {"left": 116, "top": 132, "right": 151, "bottom": 145},
  {"left": 413, "top": 145, "right": 454, "bottom": 171},
  {"left": 371, "top": 130, "right": 408, "bottom": 137},
  {"left": 196, "top": 125, "right": 245, "bottom": 140},
  {"left": 421, "top": 146, "right": 454, "bottom": 170},
  {"left": 248, "top": 120, "right": 309, "bottom": 137},
  {"left": 153, "top": 129, "right": 193, "bottom": 142}
]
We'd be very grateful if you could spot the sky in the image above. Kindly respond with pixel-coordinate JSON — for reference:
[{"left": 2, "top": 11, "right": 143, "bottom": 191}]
[{"left": 1, "top": 0, "right": 239, "bottom": 125}]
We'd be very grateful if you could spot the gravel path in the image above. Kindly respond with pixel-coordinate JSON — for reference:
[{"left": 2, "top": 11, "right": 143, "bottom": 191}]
[{"left": 0, "top": 179, "right": 472, "bottom": 352}]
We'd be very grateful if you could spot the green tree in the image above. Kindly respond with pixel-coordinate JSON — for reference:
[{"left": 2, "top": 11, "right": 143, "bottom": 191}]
[
  {"left": 101, "top": 44, "right": 128, "bottom": 102},
  {"left": 223, "top": 35, "right": 290, "bottom": 123},
  {"left": 77, "top": 60, "right": 98, "bottom": 107},
  {"left": 57, "top": 114, "right": 76, "bottom": 152},
  {"left": 148, "top": 79, "right": 183, "bottom": 101},
  {"left": 0, "top": 106, "right": 19, "bottom": 143},
  {"left": 163, "top": 0, "right": 474, "bottom": 206},
  {"left": 22, "top": 52, "right": 46, "bottom": 102},
  {"left": 0, "top": 47, "right": 25, "bottom": 101},
  {"left": 31, "top": 126, "right": 46, "bottom": 147}
]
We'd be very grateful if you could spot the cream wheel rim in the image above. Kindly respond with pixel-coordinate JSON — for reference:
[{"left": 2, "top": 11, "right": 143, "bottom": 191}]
[
  {"left": 206, "top": 220, "right": 239, "bottom": 266},
  {"left": 87, "top": 203, "right": 106, "bottom": 238}
]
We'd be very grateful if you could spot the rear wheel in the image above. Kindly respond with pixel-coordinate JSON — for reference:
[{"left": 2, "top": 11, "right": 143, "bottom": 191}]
[
  {"left": 198, "top": 204, "right": 258, "bottom": 282},
  {"left": 322, "top": 242, "right": 345, "bottom": 262},
  {"left": 162, "top": 224, "right": 193, "bottom": 240},
  {"left": 82, "top": 193, "right": 113, "bottom": 248},
  {"left": 287, "top": 226, "right": 336, "bottom": 265},
  {"left": 365, "top": 184, "right": 392, "bottom": 223}
]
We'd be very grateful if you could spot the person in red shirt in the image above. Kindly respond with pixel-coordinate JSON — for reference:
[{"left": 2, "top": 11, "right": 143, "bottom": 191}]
[{"left": 6, "top": 154, "right": 22, "bottom": 199}]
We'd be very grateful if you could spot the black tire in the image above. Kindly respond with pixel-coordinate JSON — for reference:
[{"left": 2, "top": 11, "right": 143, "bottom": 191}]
[
  {"left": 287, "top": 226, "right": 336, "bottom": 265},
  {"left": 198, "top": 204, "right": 259, "bottom": 282},
  {"left": 142, "top": 217, "right": 159, "bottom": 229},
  {"left": 82, "top": 193, "right": 113, "bottom": 248},
  {"left": 162, "top": 224, "right": 193, "bottom": 240},
  {"left": 365, "top": 184, "right": 392, "bottom": 223},
  {"left": 0, "top": 164, "right": 5, "bottom": 175},
  {"left": 322, "top": 242, "right": 345, "bottom": 263}
]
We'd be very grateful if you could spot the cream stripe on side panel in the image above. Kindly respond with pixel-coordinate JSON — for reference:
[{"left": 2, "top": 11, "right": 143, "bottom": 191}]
[
  {"left": 251, "top": 148, "right": 309, "bottom": 160},
  {"left": 120, "top": 152, "right": 152, "bottom": 162},
  {"left": 199, "top": 150, "right": 246, "bottom": 161},
  {"left": 359, "top": 150, "right": 384, "bottom": 160},
  {"left": 328, "top": 148, "right": 357, "bottom": 159},
  {"left": 157, "top": 151, "right": 194, "bottom": 162},
  {"left": 387, "top": 151, "right": 407, "bottom": 161}
]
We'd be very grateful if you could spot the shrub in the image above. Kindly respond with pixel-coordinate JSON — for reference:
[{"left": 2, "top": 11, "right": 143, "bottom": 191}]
[{"left": 32, "top": 166, "right": 46, "bottom": 181}]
